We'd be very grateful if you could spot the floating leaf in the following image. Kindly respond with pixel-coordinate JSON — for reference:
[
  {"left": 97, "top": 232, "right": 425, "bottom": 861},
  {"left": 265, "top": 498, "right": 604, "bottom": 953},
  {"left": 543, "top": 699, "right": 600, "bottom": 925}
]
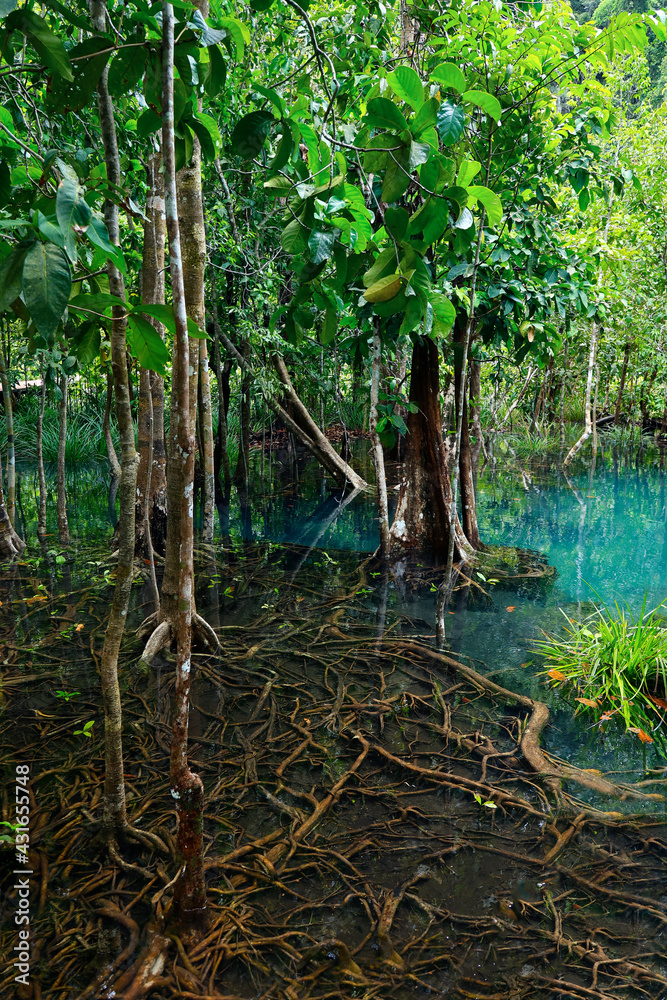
[
  {"left": 506, "top": 606, "right": 516, "bottom": 612},
  {"left": 628, "top": 727, "right": 654, "bottom": 743},
  {"left": 547, "top": 668, "right": 566, "bottom": 681},
  {"left": 575, "top": 697, "right": 599, "bottom": 708}
]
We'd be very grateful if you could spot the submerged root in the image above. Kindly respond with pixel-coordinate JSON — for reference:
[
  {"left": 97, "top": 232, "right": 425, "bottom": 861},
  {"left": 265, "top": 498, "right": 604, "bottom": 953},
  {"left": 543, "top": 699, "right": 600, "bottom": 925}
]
[{"left": 395, "top": 641, "right": 664, "bottom": 805}]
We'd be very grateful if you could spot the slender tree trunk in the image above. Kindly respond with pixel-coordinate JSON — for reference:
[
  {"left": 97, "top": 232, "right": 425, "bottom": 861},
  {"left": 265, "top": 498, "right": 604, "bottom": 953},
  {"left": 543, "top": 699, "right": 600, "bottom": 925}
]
[
  {"left": 559, "top": 341, "right": 569, "bottom": 446},
  {"left": 210, "top": 267, "right": 231, "bottom": 491},
  {"left": 136, "top": 150, "right": 167, "bottom": 554},
  {"left": 199, "top": 339, "right": 215, "bottom": 542},
  {"left": 272, "top": 354, "right": 367, "bottom": 490},
  {"left": 57, "top": 373, "right": 70, "bottom": 545},
  {"left": 0, "top": 342, "right": 15, "bottom": 527},
  {"left": 37, "top": 373, "right": 47, "bottom": 541},
  {"left": 163, "top": 0, "right": 206, "bottom": 926},
  {"left": 92, "top": 0, "right": 139, "bottom": 838},
  {"left": 234, "top": 338, "right": 251, "bottom": 483},
  {"left": 564, "top": 322, "right": 599, "bottom": 467},
  {"left": 389, "top": 338, "right": 473, "bottom": 564},
  {"left": 103, "top": 367, "right": 121, "bottom": 479},
  {"left": 370, "top": 324, "right": 389, "bottom": 557},
  {"left": 614, "top": 342, "right": 631, "bottom": 424},
  {"left": 453, "top": 321, "right": 481, "bottom": 550}
]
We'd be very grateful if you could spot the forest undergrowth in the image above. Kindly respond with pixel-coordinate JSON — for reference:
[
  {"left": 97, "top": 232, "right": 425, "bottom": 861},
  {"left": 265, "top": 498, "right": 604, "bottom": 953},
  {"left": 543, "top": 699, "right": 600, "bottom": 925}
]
[{"left": 1, "top": 543, "right": 666, "bottom": 1000}]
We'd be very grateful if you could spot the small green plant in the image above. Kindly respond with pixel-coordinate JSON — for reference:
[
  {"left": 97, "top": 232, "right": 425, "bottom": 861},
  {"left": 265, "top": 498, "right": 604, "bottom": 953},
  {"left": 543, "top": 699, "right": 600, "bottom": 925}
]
[
  {"left": 0, "top": 820, "right": 20, "bottom": 846},
  {"left": 73, "top": 720, "right": 95, "bottom": 738},
  {"left": 473, "top": 792, "right": 497, "bottom": 810},
  {"left": 533, "top": 592, "right": 667, "bottom": 746},
  {"left": 55, "top": 690, "right": 80, "bottom": 702}
]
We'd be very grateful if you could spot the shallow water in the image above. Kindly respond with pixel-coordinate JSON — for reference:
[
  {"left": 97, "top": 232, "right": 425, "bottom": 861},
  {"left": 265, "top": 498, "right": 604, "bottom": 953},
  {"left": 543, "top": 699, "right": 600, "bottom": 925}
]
[{"left": 2, "top": 438, "right": 667, "bottom": 998}]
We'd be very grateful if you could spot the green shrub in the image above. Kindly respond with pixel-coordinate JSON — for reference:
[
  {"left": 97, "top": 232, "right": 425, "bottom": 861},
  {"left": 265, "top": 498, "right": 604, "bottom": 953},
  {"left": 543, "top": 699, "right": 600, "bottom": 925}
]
[{"left": 534, "top": 594, "right": 667, "bottom": 747}]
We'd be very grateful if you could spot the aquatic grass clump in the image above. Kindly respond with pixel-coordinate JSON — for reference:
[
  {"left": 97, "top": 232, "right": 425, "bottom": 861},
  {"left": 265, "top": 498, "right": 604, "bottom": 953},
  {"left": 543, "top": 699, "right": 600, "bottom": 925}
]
[{"left": 533, "top": 594, "right": 667, "bottom": 745}]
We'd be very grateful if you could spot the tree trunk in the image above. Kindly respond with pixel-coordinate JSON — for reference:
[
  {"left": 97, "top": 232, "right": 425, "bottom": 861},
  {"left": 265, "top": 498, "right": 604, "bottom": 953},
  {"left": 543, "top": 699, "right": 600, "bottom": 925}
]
[
  {"left": 163, "top": 0, "right": 206, "bottom": 927},
  {"left": 37, "top": 373, "right": 47, "bottom": 542},
  {"left": 389, "top": 338, "right": 473, "bottom": 564},
  {"left": 564, "top": 322, "right": 599, "bottom": 467},
  {"left": 210, "top": 267, "right": 231, "bottom": 491},
  {"left": 453, "top": 323, "right": 481, "bottom": 550},
  {"left": 92, "top": 0, "right": 139, "bottom": 838},
  {"left": 234, "top": 338, "right": 251, "bottom": 483},
  {"left": 369, "top": 324, "right": 390, "bottom": 557},
  {"left": 199, "top": 339, "right": 215, "bottom": 542},
  {"left": 103, "top": 366, "right": 121, "bottom": 479},
  {"left": 136, "top": 150, "right": 168, "bottom": 555},
  {"left": 272, "top": 354, "right": 367, "bottom": 490},
  {"left": 0, "top": 342, "right": 15, "bottom": 527},
  {"left": 614, "top": 342, "right": 631, "bottom": 424},
  {"left": 57, "top": 373, "right": 70, "bottom": 545},
  {"left": 0, "top": 501, "right": 23, "bottom": 559}
]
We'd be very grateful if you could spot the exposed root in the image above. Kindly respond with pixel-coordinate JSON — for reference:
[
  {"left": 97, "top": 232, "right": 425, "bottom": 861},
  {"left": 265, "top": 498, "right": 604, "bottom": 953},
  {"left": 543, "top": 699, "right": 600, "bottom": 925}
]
[{"left": 139, "top": 619, "right": 171, "bottom": 666}]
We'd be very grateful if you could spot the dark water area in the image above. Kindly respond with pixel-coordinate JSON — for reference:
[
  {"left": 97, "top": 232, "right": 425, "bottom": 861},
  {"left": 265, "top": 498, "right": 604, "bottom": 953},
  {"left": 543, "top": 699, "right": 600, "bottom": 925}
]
[{"left": 1, "top": 439, "right": 667, "bottom": 998}]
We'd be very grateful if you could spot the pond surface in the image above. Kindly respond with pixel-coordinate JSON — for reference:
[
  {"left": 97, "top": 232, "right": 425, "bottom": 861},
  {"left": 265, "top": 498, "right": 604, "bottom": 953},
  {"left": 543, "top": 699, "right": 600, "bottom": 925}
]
[{"left": 1, "top": 438, "right": 666, "bottom": 999}]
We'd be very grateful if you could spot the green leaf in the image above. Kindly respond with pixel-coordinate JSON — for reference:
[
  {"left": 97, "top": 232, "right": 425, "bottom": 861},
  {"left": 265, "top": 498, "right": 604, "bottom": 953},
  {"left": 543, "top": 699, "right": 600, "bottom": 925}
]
[
  {"left": 381, "top": 144, "right": 411, "bottom": 202},
  {"left": 363, "top": 247, "right": 396, "bottom": 288},
  {"left": 281, "top": 218, "right": 309, "bottom": 254},
  {"left": 429, "top": 292, "right": 456, "bottom": 336},
  {"left": 365, "top": 97, "right": 408, "bottom": 132},
  {"left": 73, "top": 321, "right": 101, "bottom": 365},
  {"left": 409, "top": 140, "right": 430, "bottom": 171},
  {"left": 431, "top": 62, "right": 466, "bottom": 93},
  {"left": 219, "top": 16, "right": 249, "bottom": 60},
  {"left": 108, "top": 37, "right": 147, "bottom": 96},
  {"left": 387, "top": 65, "right": 424, "bottom": 111},
  {"left": 364, "top": 274, "right": 401, "bottom": 303},
  {"left": 457, "top": 160, "right": 481, "bottom": 187},
  {"left": 384, "top": 207, "right": 409, "bottom": 241},
  {"left": 188, "top": 112, "right": 222, "bottom": 161},
  {"left": 467, "top": 185, "right": 503, "bottom": 226},
  {"left": 411, "top": 98, "right": 440, "bottom": 136},
  {"left": 56, "top": 175, "right": 91, "bottom": 263},
  {"left": 269, "top": 127, "right": 293, "bottom": 172},
  {"left": 362, "top": 133, "right": 401, "bottom": 173},
  {"left": 461, "top": 90, "right": 502, "bottom": 122},
  {"left": 320, "top": 306, "right": 337, "bottom": 345},
  {"left": 203, "top": 44, "right": 226, "bottom": 96},
  {"left": 0, "top": 244, "right": 28, "bottom": 312},
  {"left": 137, "top": 108, "right": 163, "bottom": 139},
  {"left": 437, "top": 102, "right": 465, "bottom": 145},
  {"left": 36, "top": 212, "right": 65, "bottom": 249},
  {"left": 69, "top": 291, "right": 124, "bottom": 314},
  {"left": 86, "top": 215, "right": 126, "bottom": 274},
  {"left": 230, "top": 110, "right": 274, "bottom": 158},
  {"left": 127, "top": 314, "right": 170, "bottom": 375},
  {"left": 308, "top": 230, "right": 335, "bottom": 265},
  {"left": 22, "top": 242, "right": 71, "bottom": 341},
  {"left": 7, "top": 8, "right": 73, "bottom": 81}
]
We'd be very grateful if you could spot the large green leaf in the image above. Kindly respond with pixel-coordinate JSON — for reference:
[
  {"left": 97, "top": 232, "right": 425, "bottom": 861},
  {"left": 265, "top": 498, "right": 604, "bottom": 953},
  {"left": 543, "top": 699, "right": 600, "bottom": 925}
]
[
  {"left": 73, "top": 321, "right": 101, "bottom": 366},
  {"left": 230, "top": 110, "right": 274, "bottom": 158},
  {"left": 108, "top": 37, "right": 147, "bottom": 96},
  {"left": 308, "top": 230, "right": 335, "bottom": 265},
  {"left": 437, "top": 102, "right": 465, "bottom": 145},
  {"left": 281, "top": 218, "right": 309, "bottom": 254},
  {"left": 364, "top": 274, "right": 402, "bottom": 303},
  {"left": 365, "top": 97, "right": 408, "bottom": 132},
  {"left": 0, "top": 244, "right": 28, "bottom": 312},
  {"left": 381, "top": 144, "right": 411, "bottom": 202},
  {"left": 411, "top": 98, "right": 439, "bottom": 136},
  {"left": 187, "top": 112, "right": 222, "bottom": 161},
  {"left": 467, "top": 185, "right": 503, "bottom": 226},
  {"left": 7, "top": 9, "right": 73, "bottom": 81},
  {"left": 457, "top": 160, "right": 482, "bottom": 187},
  {"left": 86, "top": 215, "right": 127, "bottom": 274},
  {"left": 363, "top": 247, "right": 396, "bottom": 288},
  {"left": 431, "top": 63, "right": 466, "bottom": 93},
  {"left": 56, "top": 175, "right": 91, "bottom": 263},
  {"left": 47, "top": 36, "right": 110, "bottom": 112},
  {"left": 219, "top": 16, "right": 249, "bottom": 60},
  {"left": 387, "top": 66, "right": 424, "bottom": 111},
  {"left": 461, "top": 90, "right": 502, "bottom": 122},
  {"left": 429, "top": 292, "right": 456, "bottom": 336},
  {"left": 127, "top": 314, "right": 170, "bottom": 376},
  {"left": 22, "top": 242, "right": 71, "bottom": 341}
]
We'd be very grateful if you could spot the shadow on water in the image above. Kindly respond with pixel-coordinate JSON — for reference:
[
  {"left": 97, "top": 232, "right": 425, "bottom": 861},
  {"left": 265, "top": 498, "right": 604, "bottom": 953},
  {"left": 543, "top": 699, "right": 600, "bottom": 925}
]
[{"left": 1, "top": 439, "right": 666, "bottom": 998}]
